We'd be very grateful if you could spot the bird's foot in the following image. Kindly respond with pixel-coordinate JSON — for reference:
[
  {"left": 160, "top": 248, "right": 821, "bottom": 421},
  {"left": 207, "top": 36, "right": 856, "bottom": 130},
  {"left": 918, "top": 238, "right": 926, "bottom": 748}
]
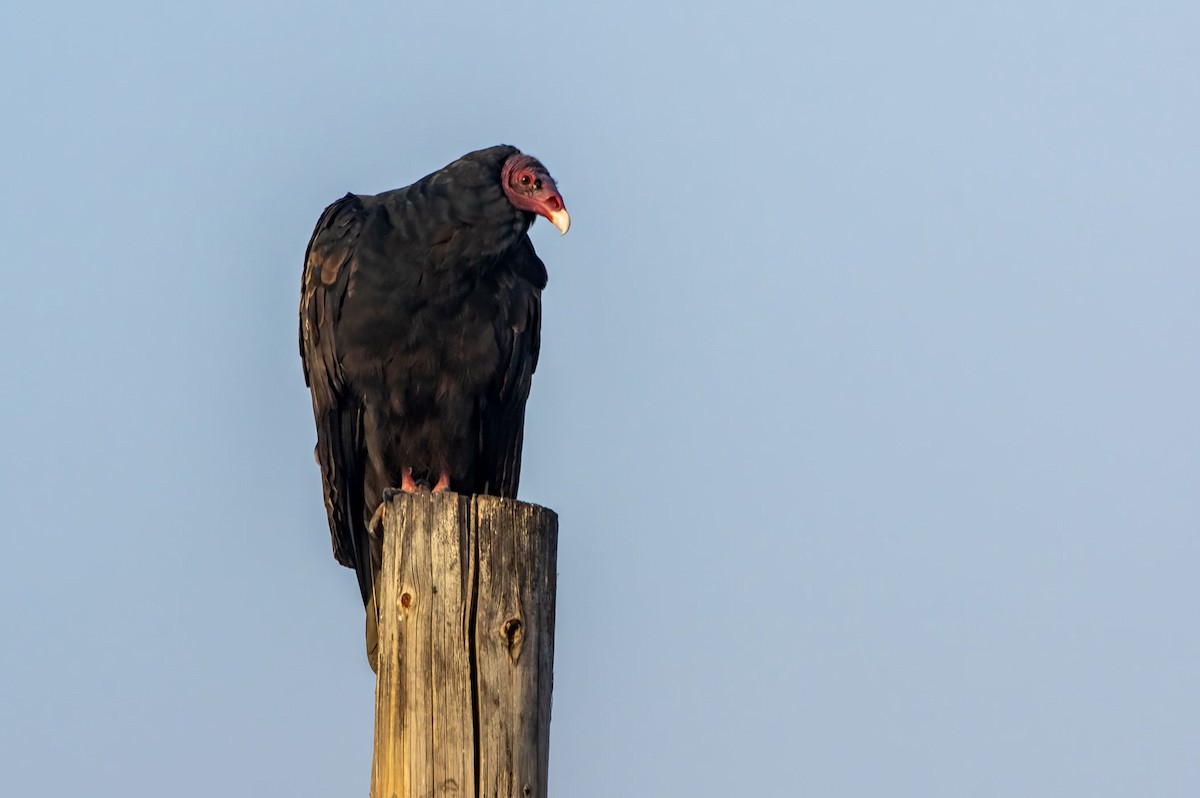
[{"left": 382, "top": 468, "right": 442, "bottom": 499}]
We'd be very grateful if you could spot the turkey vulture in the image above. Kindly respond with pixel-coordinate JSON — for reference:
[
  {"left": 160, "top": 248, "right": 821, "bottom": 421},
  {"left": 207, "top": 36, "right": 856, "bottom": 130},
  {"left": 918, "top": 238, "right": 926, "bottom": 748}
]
[{"left": 299, "top": 145, "right": 568, "bottom": 666}]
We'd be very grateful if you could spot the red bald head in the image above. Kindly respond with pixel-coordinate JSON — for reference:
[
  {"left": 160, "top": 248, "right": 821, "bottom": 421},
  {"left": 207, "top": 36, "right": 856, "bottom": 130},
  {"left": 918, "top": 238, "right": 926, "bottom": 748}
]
[{"left": 501, "top": 153, "right": 570, "bottom": 235}]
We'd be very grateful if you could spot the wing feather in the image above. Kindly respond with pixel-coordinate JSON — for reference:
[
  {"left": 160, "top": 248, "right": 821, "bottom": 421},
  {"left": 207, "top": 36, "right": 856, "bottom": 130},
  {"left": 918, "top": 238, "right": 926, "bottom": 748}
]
[
  {"left": 299, "top": 194, "right": 373, "bottom": 601},
  {"left": 477, "top": 235, "right": 545, "bottom": 497}
]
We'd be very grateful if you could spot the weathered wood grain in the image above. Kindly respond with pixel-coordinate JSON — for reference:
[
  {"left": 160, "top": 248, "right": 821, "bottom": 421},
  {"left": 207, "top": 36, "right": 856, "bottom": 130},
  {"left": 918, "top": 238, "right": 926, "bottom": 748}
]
[{"left": 371, "top": 493, "right": 558, "bottom": 798}]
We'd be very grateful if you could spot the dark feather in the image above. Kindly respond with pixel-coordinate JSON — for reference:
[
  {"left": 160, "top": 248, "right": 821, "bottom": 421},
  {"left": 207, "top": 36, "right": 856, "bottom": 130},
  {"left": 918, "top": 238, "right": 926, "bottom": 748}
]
[{"left": 299, "top": 146, "right": 551, "bottom": 609}]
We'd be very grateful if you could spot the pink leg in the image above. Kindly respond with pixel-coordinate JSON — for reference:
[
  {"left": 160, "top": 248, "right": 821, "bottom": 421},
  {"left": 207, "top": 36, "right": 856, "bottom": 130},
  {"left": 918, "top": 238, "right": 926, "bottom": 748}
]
[{"left": 431, "top": 471, "right": 451, "bottom": 493}]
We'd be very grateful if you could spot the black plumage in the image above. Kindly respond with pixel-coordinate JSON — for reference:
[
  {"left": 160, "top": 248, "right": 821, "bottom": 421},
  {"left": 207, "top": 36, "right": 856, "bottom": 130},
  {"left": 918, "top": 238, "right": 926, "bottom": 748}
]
[{"left": 299, "top": 145, "right": 568, "bottom": 618}]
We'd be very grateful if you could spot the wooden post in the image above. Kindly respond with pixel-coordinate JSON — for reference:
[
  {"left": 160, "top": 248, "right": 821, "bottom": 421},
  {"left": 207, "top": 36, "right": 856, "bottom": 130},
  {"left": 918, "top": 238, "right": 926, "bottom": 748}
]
[{"left": 370, "top": 492, "right": 558, "bottom": 798}]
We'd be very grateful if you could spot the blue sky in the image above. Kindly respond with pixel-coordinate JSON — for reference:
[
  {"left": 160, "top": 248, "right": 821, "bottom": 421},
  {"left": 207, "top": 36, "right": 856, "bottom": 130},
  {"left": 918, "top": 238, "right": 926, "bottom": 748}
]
[{"left": 2, "top": 2, "right": 1198, "bottom": 795}]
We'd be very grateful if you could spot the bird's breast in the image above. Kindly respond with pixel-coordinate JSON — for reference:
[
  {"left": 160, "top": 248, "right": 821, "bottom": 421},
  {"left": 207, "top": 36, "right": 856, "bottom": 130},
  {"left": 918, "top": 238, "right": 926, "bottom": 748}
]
[{"left": 338, "top": 259, "right": 504, "bottom": 413}]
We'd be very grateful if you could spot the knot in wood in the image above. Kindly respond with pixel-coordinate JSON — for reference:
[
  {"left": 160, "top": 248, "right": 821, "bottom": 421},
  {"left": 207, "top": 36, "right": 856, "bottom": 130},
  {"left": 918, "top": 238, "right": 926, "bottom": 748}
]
[
  {"left": 400, "top": 592, "right": 412, "bottom": 608},
  {"left": 503, "top": 617, "right": 522, "bottom": 642},
  {"left": 503, "top": 617, "right": 524, "bottom": 661}
]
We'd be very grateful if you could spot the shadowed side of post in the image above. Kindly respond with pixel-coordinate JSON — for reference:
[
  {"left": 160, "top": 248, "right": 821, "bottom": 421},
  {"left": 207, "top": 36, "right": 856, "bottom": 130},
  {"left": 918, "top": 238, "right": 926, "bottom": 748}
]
[{"left": 370, "top": 492, "right": 558, "bottom": 798}]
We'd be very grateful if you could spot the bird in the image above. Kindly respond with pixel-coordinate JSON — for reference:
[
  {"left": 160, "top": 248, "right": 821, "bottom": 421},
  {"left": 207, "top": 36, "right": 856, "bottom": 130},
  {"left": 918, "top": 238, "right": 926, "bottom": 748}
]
[{"left": 299, "top": 145, "right": 568, "bottom": 668}]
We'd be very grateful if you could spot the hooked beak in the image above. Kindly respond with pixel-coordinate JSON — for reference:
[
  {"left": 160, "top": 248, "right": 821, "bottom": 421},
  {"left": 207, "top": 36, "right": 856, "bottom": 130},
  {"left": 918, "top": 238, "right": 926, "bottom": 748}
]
[{"left": 547, "top": 207, "right": 571, "bottom": 235}]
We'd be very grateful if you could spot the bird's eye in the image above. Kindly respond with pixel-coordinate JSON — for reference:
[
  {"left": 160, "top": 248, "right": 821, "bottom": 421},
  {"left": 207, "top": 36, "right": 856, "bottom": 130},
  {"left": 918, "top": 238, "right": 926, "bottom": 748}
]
[{"left": 520, "top": 174, "right": 531, "bottom": 186}]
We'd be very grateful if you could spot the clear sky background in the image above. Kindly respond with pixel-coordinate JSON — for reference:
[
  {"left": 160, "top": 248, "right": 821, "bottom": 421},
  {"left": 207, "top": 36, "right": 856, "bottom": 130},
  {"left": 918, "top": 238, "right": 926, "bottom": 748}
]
[{"left": 2, "top": 2, "right": 1197, "bottom": 796}]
